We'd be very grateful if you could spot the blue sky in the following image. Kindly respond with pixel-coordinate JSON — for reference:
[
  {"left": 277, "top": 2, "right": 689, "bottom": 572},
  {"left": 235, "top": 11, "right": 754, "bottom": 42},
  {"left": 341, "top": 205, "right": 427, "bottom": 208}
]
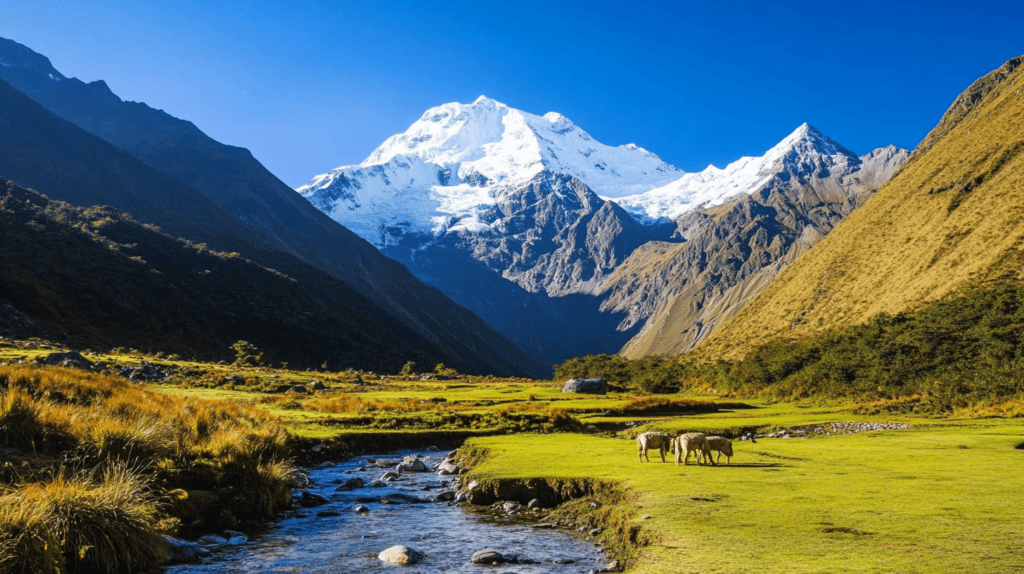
[{"left": 1, "top": 0, "right": 1022, "bottom": 186}]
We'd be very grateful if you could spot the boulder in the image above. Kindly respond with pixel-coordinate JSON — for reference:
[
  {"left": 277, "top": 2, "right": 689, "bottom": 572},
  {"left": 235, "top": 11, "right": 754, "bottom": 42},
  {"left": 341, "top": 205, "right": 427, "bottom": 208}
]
[
  {"left": 397, "top": 455, "right": 428, "bottom": 472},
  {"left": 354, "top": 504, "right": 370, "bottom": 513},
  {"left": 162, "top": 536, "right": 211, "bottom": 564},
  {"left": 36, "top": 351, "right": 93, "bottom": 370},
  {"left": 436, "top": 461, "right": 460, "bottom": 475},
  {"left": 381, "top": 493, "right": 425, "bottom": 504},
  {"left": 561, "top": 378, "right": 608, "bottom": 394},
  {"left": 287, "top": 385, "right": 308, "bottom": 395},
  {"left": 435, "top": 490, "right": 457, "bottom": 502},
  {"left": 471, "top": 549, "right": 506, "bottom": 565},
  {"left": 378, "top": 545, "right": 423, "bottom": 565},
  {"left": 196, "top": 534, "right": 228, "bottom": 547},
  {"left": 310, "top": 380, "right": 327, "bottom": 391},
  {"left": 223, "top": 530, "right": 248, "bottom": 545},
  {"left": 298, "top": 491, "right": 329, "bottom": 507},
  {"left": 380, "top": 471, "right": 400, "bottom": 482}
]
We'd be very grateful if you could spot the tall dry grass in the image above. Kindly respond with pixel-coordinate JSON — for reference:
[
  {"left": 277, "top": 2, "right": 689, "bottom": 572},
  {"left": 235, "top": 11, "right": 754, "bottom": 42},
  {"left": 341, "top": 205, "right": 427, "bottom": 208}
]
[{"left": 0, "top": 365, "right": 297, "bottom": 573}]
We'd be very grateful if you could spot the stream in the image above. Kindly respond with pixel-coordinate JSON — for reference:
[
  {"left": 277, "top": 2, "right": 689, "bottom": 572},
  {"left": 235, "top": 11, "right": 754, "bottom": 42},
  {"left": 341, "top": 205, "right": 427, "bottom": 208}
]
[{"left": 162, "top": 449, "right": 608, "bottom": 573}]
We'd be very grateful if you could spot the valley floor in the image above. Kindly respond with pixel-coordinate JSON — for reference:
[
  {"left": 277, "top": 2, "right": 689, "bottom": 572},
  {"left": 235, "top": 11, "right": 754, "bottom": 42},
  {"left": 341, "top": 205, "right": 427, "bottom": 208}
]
[{"left": 2, "top": 340, "right": 1022, "bottom": 573}]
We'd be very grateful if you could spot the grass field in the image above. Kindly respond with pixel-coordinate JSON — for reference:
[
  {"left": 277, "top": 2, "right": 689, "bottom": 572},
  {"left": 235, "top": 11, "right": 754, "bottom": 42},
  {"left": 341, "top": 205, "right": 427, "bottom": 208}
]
[
  {"left": 465, "top": 421, "right": 1024, "bottom": 573},
  {"left": 3, "top": 338, "right": 1022, "bottom": 572}
]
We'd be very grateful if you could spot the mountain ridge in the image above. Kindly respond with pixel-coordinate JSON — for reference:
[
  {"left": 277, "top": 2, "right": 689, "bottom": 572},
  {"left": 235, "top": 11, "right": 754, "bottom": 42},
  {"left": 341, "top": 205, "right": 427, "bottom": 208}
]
[{"left": 696, "top": 54, "right": 1024, "bottom": 360}]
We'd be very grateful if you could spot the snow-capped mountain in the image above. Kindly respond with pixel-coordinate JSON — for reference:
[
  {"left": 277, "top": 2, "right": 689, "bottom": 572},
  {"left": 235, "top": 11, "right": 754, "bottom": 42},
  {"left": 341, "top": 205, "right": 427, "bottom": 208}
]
[
  {"left": 296, "top": 96, "right": 906, "bottom": 366},
  {"left": 612, "top": 123, "right": 864, "bottom": 222},
  {"left": 297, "top": 96, "right": 681, "bottom": 247}
]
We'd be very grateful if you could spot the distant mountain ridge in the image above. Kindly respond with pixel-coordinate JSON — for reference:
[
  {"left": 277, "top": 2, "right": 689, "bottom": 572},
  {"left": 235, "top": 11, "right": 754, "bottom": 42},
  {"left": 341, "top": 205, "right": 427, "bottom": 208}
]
[
  {"left": 698, "top": 55, "right": 1024, "bottom": 360},
  {"left": 0, "top": 36, "right": 543, "bottom": 377},
  {"left": 299, "top": 97, "right": 906, "bottom": 365}
]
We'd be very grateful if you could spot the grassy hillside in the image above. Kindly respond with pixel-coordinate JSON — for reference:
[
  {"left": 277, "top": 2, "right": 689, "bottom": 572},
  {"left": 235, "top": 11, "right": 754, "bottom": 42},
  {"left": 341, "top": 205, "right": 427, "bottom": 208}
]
[
  {"left": 0, "top": 364, "right": 295, "bottom": 573},
  {"left": 699, "top": 55, "right": 1024, "bottom": 359}
]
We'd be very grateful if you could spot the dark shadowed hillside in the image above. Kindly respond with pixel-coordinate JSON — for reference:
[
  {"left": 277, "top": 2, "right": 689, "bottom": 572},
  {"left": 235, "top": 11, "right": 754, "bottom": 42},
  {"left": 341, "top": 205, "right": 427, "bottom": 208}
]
[{"left": 0, "top": 180, "right": 447, "bottom": 371}]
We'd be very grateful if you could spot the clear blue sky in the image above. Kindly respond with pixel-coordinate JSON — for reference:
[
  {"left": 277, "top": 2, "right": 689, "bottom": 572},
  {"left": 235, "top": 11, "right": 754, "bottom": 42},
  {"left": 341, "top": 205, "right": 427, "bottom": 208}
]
[{"left": 1, "top": 0, "right": 1022, "bottom": 186}]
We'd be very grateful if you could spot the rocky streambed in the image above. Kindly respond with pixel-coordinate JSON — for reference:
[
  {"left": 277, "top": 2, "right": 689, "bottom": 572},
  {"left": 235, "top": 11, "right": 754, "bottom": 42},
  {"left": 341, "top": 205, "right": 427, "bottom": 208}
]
[{"left": 160, "top": 449, "right": 611, "bottom": 573}]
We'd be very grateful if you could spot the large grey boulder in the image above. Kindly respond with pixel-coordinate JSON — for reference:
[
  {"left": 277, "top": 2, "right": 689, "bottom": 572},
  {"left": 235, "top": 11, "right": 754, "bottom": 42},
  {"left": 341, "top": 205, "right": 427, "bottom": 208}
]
[
  {"left": 436, "top": 461, "right": 460, "bottom": 475},
  {"left": 36, "top": 350, "right": 93, "bottom": 370},
  {"left": 378, "top": 545, "right": 423, "bottom": 565},
  {"left": 561, "top": 378, "right": 608, "bottom": 394},
  {"left": 397, "top": 455, "right": 428, "bottom": 472}
]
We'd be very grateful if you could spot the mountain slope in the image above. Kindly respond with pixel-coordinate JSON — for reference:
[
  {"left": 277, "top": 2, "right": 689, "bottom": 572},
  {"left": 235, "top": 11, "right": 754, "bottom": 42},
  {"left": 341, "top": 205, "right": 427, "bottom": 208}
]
[
  {"left": 0, "top": 36, "right": 542, "bottom": 377},
  {"left": 698, "top": 55, "right": 1024, "bottom": 360},
  {"left": 602, "top": 132, "right": 907, "bottom": 357},
  {"left": 0, "top": 180, "right": 445, "bottom": 371}
]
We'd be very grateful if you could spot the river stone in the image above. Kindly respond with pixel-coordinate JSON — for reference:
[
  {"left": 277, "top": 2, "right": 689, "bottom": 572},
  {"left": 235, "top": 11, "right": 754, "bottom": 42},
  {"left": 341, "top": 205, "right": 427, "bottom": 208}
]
[
  {"left": 381, "top": 492, "right": 424, "bottom": 504},
  {"left": 554, "top": 558, "right": 576, "bottom": 564},
  {"left": 397, "top": 456, "right": 428, "bottom": 472},
  {"left": 223, "top": 530, "right": 248, "bottom": 544},
  {"left": 354, "top": 504, "right": 369, "bottom": 513},
  {"left": 561, "top": 378, "right": 607, "bottom": 394},
  {"left": 471, "top": 549, "right": 506, "bottom": 565},
  {"left": 435, "top": 490, "right": 457, "bottom": 501},
  {"left": 317, "top": 510, "right": 341, "bottom": 517},
  {"left": 345, "top": 477, "right": 364, "bottom": 489},
  {"left": 298, "top": 491, "right": 329, "bottom": 507},
  {"left": 436, "top": 461, "right": 460, "bottom": 475},
  {"left": 162, "top": 536, "right": 211, "bottom": 564},
  {"left": 196, "top": 534, "right": 228, "bottom": 546},
  {"left": 527, "top": 498, "right": 547, "bottom": 509},
  {"left": 380, "top": 471, "right": 400, "bottom": 482},
  {"left": 378, "top": 545, "right": 423, "bottom": 565}
]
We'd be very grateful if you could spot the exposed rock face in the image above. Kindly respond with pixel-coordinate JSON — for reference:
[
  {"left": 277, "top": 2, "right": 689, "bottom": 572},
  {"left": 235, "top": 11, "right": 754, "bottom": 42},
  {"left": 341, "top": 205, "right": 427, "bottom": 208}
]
[{"left": 382, "top": 171, "right": 671, "bottom": 366}]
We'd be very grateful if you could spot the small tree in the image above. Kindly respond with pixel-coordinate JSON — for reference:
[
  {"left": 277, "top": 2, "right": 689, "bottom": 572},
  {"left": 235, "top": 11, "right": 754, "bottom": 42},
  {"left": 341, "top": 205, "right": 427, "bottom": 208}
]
[
  {"left": 231, "top": 340, "right": 262, "bottom": 366},
  {"left": 401, "top": 361, "right": 417, "bottom": 377}
]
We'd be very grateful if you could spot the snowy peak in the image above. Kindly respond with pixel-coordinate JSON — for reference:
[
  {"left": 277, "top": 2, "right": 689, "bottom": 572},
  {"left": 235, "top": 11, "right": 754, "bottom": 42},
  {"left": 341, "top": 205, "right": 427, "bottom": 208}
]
[
  {"left": 341, "top": 95, "right": 682, "bottom": 196},
  {"left": 609, "top": 124, "right": 895, "bottom": 223}
]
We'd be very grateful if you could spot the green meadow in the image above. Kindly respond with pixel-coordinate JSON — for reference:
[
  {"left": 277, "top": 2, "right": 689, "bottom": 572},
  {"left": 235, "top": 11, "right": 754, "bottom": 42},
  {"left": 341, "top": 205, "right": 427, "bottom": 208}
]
[
  {"left": 3, "top": 339, "right": 1023, "bottom": 572},
  {"left": 466, "top": 422, "right": 1024, "bottom": 574}
]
